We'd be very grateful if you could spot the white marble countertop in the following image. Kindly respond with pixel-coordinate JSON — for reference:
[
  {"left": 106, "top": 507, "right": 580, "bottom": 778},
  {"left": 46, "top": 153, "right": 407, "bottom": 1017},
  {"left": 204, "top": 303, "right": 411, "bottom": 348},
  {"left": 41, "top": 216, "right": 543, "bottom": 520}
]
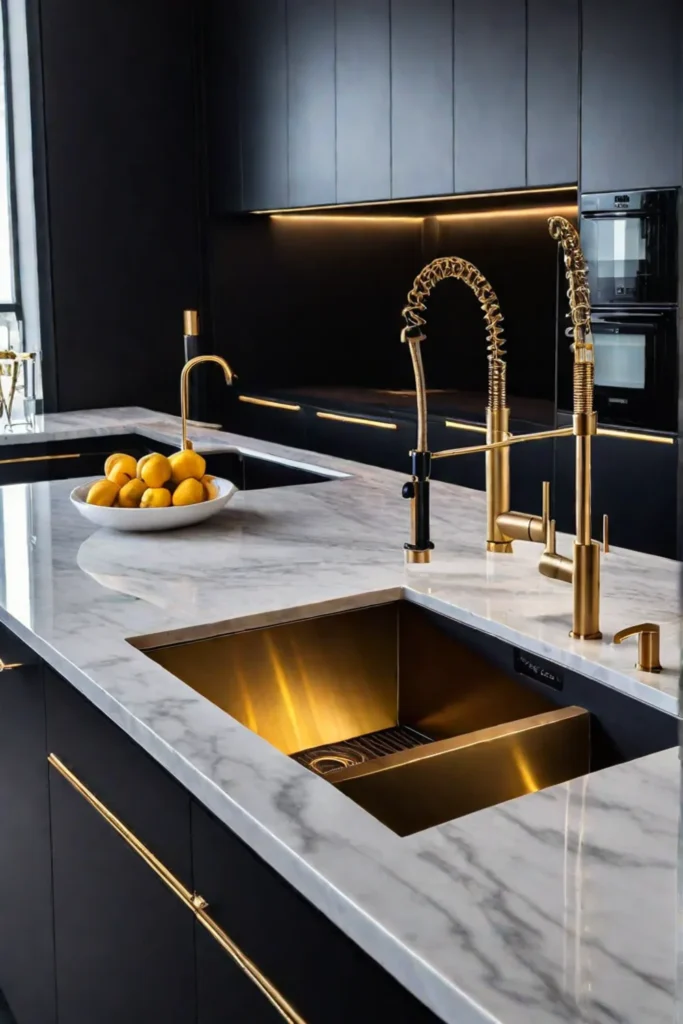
[{"left": 0, "top": 407, "right": 680, "bottom": 1024}]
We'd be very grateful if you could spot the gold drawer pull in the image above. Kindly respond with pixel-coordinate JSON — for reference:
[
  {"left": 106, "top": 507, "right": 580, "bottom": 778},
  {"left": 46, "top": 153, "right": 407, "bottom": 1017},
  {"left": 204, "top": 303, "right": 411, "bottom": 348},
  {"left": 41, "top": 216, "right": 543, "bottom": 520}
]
[
  {"left": 0, "top": 658, "right": 23, "bottom": 671},
  {"left": 48, "top": 754, "right": 307, "bottom": 1024}
]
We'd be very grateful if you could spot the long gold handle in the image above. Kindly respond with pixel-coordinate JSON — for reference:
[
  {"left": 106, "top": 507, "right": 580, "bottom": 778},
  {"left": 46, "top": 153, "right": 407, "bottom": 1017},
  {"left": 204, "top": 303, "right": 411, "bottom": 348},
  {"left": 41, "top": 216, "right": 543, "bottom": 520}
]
[
  {"left": 48, "top": 754, "right": 307, "bottom": 1024},
  {"left": 0, "top": 658, "right": 23, "bottom": 671}
]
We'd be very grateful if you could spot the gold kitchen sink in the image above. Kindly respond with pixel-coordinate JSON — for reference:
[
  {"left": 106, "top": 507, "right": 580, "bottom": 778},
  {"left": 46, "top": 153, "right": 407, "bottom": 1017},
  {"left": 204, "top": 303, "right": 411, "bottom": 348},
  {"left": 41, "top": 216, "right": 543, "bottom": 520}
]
[{"left": 136, "top": 602, "right": 673, "bottom": 836}]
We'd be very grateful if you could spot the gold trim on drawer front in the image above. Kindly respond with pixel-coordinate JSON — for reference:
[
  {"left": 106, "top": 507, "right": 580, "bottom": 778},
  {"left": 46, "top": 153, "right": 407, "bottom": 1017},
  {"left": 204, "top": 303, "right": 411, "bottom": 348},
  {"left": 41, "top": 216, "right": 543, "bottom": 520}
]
[
  {"left": 0, "top": 452, "right": 81, "bottom": 466},
  {"left": 47, "top": 754, "right": 307, "bottom": 1024},
  {"left": 316, "top": 411, "right": 397, "bottom": 430},
  {"left": 239, "top": 396, "right": 302, "bottom": 412},
  {"left": 444, "top": 420, "right": 487, "bottom": 434},
  {"left": 0, "top": 658, "right": 23, "bottom": 671}
]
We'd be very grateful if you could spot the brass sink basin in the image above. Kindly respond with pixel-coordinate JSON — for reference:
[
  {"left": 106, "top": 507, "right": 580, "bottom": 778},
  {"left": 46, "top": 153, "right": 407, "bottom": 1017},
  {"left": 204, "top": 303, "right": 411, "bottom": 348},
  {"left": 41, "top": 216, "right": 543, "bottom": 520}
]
[{"left": 137, "top": 601, "right": 675, "bottom": 836}]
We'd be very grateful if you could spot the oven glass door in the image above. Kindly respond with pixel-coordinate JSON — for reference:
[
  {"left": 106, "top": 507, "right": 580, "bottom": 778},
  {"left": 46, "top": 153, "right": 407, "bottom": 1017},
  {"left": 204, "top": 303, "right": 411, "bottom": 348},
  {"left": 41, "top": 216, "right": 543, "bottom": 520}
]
[
  {"left": 590, "top": 313, "right": 676, "bottom": 432},
  {"left": 582, "top": 214, "right": 660, "bottom": 304}
]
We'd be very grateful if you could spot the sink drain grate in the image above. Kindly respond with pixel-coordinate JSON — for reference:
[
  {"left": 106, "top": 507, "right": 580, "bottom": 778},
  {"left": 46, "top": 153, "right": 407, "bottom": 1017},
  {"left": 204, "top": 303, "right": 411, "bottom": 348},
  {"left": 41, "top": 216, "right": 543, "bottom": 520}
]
[{"left": 292, "top": 724, "right": 432, "bottom": 776}]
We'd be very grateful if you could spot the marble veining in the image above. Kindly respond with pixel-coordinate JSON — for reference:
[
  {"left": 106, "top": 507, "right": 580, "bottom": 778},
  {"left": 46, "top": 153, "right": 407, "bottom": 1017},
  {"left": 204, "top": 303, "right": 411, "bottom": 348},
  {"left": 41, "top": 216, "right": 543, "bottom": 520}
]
[{"left": 0, "top": 407, "right": 679, "bottom": 1023}]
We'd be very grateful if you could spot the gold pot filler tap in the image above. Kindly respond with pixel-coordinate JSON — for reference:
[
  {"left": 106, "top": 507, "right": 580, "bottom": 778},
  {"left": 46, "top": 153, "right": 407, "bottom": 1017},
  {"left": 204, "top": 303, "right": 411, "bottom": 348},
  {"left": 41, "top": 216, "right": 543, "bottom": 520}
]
[{"left": 401, "top": 216, "right": 602, "bottom": 641}]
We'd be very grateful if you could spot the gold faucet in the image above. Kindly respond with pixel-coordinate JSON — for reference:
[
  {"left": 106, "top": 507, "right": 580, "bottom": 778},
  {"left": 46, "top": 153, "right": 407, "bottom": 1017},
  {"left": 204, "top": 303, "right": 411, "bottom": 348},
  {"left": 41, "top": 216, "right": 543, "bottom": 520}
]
[
  {"left": 401, "top": 217, "right": 602, "bottom": 639},
  {"left": 180, "top": 355, "right": 235, "bottom": 451}
]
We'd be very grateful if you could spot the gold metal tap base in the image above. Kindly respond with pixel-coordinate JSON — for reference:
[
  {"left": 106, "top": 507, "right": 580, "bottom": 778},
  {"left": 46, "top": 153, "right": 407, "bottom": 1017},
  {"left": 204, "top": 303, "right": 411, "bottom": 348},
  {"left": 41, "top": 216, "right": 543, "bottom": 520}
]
[
  {"left": 569, "top": 631, "right": 603, "bottom": 640},
  {"left": 405, "top": 549, "right": 431, "bottom": 565},
  {"left": 486, "top": 540, "right": 513, "bottom": 553}
]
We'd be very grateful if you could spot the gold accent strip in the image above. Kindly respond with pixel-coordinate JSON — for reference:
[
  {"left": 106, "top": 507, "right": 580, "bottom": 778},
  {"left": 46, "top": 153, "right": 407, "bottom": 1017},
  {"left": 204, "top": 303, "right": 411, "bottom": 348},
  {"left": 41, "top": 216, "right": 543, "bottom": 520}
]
[
  {"left": 0, "top": 452, "right": 81, "bottom": 466},
  {"left": 252, "top": 185, "right": 576, "bottom": 215},
  {"left": 0, "top": 659, "right": 23, "bottom": 671},
  {"left": 183, "top": 309, "right": 199, "bottom": 336},
  {"left": 47, "top": 755, "right": 307, "bottom": 1024},
  {"left": 316, "top": 411, "right": 397, "bottom": 430},
  {"left": 596, "top": 427, "right": 674, "bottom": 445},
  {"left": 444, "top": 420, "right": 488, "bottom": 435},
  {"left": 239, "top": 396, "right": 302, "bottom": 412}
]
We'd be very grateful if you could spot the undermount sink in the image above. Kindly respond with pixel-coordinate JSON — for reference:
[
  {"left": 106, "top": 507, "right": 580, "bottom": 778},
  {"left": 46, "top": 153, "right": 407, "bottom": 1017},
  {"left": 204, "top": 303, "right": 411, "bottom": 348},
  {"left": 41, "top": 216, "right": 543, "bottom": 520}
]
[
  {"left": 136, "top": 602, "right": 677, "bottom": 836},
  {"left": 0, "top": 432, "right": 343, "bottom": 489}
]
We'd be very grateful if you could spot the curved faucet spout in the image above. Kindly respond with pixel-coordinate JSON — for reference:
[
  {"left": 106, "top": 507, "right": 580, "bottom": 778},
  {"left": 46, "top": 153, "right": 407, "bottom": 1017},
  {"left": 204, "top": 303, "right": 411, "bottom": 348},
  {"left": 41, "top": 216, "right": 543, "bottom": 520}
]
[
  {"left": 400, "top": 257, "right": 511, "bottom": 562},
  {"left": 180, "top": 355, "right": 235, "bottom": 451}
]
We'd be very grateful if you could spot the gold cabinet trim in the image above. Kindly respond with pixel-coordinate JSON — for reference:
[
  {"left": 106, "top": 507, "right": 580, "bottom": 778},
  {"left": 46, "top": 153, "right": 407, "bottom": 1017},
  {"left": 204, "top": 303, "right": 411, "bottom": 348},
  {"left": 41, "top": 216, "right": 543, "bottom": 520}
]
[
  {"left": 47, "top": 754, "right": 307, "bottom": 1024},
  {"left": 0, "top": 452, "right": 81, "bottom": 466},
  {"left": 0, "top": 658, "right": 23, "bottom": 671},
  {"left": 444, "top": 420, "right": 487, "bottom": 435},
  {"left": 316, "top": 411, "right": 397, "bottom": 430},
  {"left": 239, "top": 395, "right": 302, "bottom": 412}
]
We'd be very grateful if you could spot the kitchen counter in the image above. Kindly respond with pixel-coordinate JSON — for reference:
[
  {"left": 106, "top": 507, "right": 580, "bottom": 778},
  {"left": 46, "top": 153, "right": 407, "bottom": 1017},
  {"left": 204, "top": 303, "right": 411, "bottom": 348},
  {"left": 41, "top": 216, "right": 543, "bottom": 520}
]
[{"left": 0, "top": 407, "right": 680, "bottom": 1024}]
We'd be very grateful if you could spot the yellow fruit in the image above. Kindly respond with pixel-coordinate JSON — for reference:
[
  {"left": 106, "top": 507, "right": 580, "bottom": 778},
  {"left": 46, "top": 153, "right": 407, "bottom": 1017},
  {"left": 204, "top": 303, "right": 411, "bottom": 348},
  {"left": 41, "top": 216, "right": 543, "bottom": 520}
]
[
  {"left": 107, "top": 466, "right": 132, "bottom": 489},
  {"left": 104, "top": 453, "right": 137, "bottom": 479},
  {"left": 140, "top": 487, "right": 172, "bottom": 509},
  {"left": 118, "top": 478, "right": 148, "bottom": 508},
  {"left": 137, "top": 453, "right": 172, "bottom": 488},
  {"left": 201, "top": 474, "right": 218, "bottom": 501},
  {"left": 86, "top": 479, "right": 120, "bottom": 507},
  {"left": 172, "top": 478, "right": 205, "bottom": 506},
  {"left": 169, "top": 449, "right": 206, "bottom": 484}
]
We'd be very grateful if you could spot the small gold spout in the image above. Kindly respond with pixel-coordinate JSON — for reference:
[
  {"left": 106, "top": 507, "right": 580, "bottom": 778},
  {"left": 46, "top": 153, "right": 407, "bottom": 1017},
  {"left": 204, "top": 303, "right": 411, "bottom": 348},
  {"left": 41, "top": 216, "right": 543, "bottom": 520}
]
[{"left": 181, "top": 355, "right": 235, "bottom": 451}]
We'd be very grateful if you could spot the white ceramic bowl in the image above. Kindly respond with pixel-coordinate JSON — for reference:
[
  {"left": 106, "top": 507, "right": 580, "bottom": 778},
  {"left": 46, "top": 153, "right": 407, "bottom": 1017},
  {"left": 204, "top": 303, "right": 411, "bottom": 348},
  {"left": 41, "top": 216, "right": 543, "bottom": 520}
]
[{"left": 70, "top": 477, "right": 237, "bottom": 532}]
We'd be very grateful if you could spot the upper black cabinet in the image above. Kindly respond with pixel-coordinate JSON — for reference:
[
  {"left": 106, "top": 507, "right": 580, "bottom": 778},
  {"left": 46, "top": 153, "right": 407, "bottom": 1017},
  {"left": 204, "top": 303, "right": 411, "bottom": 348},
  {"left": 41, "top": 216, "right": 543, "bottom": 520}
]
[
  {"left": 527, "top": 0, "right": 579, "bottom": 187},
  {"left": 238, "top": 0, "right": 289, "bottom": 210},
  {"left": 335, "top": 0, "right": 391, "bottom": 203},
  {"left": 453, "top": 0, "right": 526, "bottom": 193},
  {"left": 390, "top": 0, "right": 454, "bottom": 198},
  {"left": 581, "top": 0, "right": 683, "bottom": 192},
  {"left": 287, "top": 0, "right": 336, "bottom": 207}
]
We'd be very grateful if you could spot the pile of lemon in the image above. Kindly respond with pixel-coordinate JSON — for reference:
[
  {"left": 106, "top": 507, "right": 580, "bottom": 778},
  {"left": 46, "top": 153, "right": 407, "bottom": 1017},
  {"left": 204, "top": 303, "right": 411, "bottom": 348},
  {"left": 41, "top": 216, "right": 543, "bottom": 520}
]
[{"left": 86, "top": 450, "right": 218, "bottom": 509}]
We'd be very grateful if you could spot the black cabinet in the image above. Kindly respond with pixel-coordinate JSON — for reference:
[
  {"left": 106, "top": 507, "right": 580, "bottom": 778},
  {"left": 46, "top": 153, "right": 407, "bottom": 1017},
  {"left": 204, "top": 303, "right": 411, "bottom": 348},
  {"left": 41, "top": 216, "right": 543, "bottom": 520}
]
[
  {"left": 310, "top": 410, "right": 413, "bottom": 473},
  {"left": 45, "top": 670, "right": 195, "bottom": 1024},
  {"left": 335, "top": 0, "right": 391, "bottom": 203},
  {"left": 287, "top": 0, "right": 336, "bottom": 207},
  {"left": 192, "top": 801, "right": 440, "bottom": 1024},
  {"left": 553, "top": 432, "right": 678, "bottom": 558},
  {"left": 581, "top": 0, "right": 683, "bottom": 192},
  {"left": 230, "top": 394, "right": 310, "bottom": 450},
  {"left": 238, "top": 0, "right": 289, "bottom": 210},
  {"left": 206, "top": 0, "right": 243, "bottom": 211},
  {"left": 0, "top": 630, "right": 56, "bottom": 1024},
  {"left": 453, "top": 0, "right": 526, "bottom": 193},
  {"left": 390, "top": 0, "right": 454, "bottom": 198},
  {"left": 429, "top": 421, "right": 487, "bottom": 492},
  {"left": 527, "top": 0, "right": 579, "bottom": 187}
]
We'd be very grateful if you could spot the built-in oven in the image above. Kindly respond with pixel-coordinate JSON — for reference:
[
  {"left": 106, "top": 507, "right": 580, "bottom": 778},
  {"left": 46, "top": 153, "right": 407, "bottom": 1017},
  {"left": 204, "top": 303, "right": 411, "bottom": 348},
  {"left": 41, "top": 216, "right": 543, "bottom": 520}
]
[
  {"left": 557, "top": 308, "right": 678, "bottom": 434},
  {"left": 580, "top": 189, "right": 678, "bottom": 306}
]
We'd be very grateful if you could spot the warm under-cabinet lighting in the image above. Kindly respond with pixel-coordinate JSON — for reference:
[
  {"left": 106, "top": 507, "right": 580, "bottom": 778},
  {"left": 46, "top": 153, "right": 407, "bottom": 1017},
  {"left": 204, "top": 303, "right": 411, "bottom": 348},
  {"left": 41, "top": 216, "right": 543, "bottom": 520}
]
[{"left": 253, "top": 184, "right": 576, "bottom": 215}]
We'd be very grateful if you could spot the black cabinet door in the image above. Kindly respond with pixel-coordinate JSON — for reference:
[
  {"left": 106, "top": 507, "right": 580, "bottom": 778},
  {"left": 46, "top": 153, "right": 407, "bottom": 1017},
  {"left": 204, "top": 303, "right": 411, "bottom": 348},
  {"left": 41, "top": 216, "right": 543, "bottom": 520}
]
[
  {"left": 390, "top": 0, "right": 454, "bottom": 198},
  {"left": 46, "top": 671, "right": 195, "bottom": 1024},
  {"left": 554, "top": 433, "right": 677, "bottom": 558},
  {"left": 0, "top": 630, "right": 56, "bottom": 1024},
  {"left": 287, "top": 0, "right": 336, "bottom": 208},
  {"left": 581, "top": 0, "right": 683, "bottom": 192},
  {"left": 453, "top": 0, "right": 526, "bottom": 193},
  {"left": 239, "top": 0, "right": 288, "bottom": 211},
  {"left": 429, "top": 421, "right": 487, "bottom": 492},
  {"left": 310, "top": 410, "right": 413, "bottom": 473},
  {"left": 206, "top": 0, "right": 243, "bottom": 211},
  {"left": 335, "top": 0, "right": 391, "bottom": 203},
  {"left": 527, "top": 0, "right": 579, "bottom": 187},
  {"left": 192, "top": 801, "right": 440, "bottom": 1023}
]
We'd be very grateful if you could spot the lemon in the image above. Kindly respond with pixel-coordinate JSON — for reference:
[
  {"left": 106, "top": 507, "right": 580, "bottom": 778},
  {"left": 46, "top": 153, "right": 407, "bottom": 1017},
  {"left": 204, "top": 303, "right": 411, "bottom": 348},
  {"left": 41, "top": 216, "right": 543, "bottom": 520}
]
[
  {"left": 104, "top": 453, "right": 137, "bottom": 479},
  {"left": 140, "top": 487, "right": 172, "bottom": 509},
  {"left": 201, "top": 474, "right": 219, "bottom": 501},
  {"left": 169, "top": 449, "right": 206, "bottom": 484},
  {"left": 106, "top": 465, "right": 132, "bottom": 489},
  {"left": 137, "top": 453, "right": 172, "bottom": 488},
  {"left": 172, "top": 478, "right": 205, "bottom": 506},
  {"left": 86, "top": 479, "right": 120, "bottom": 507},
  {"left": 118, "top": 478, "right": 148, "bottom": 508}
]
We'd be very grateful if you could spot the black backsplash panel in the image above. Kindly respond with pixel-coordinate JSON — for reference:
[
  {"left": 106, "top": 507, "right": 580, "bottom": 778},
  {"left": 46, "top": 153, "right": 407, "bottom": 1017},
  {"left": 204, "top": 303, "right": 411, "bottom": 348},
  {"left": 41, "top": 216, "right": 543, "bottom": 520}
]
[{"left": 208, "top": 198, "right": 577, "bottom": 406}]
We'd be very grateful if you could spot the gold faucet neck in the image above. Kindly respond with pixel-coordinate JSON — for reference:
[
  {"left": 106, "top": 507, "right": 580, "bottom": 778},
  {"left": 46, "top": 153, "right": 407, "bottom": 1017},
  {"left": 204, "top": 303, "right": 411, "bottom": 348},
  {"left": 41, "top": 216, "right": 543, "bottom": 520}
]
[{"left": 180, "top": 354, "right": 235, "bottom": 451}]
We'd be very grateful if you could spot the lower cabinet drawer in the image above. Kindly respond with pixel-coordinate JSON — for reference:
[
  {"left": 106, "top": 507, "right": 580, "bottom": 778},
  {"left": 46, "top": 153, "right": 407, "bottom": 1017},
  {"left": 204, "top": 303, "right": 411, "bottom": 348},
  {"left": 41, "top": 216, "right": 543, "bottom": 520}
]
[{"left": 191, "top": 801, "right": 440, "bottom": 1024}]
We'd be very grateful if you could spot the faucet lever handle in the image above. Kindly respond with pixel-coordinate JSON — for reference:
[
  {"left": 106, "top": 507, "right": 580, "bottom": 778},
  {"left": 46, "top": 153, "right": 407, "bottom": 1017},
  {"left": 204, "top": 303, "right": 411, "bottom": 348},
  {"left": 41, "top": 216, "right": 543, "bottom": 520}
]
[{"left": 613, "top": 623, "right": 661, "bottom": 672}]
